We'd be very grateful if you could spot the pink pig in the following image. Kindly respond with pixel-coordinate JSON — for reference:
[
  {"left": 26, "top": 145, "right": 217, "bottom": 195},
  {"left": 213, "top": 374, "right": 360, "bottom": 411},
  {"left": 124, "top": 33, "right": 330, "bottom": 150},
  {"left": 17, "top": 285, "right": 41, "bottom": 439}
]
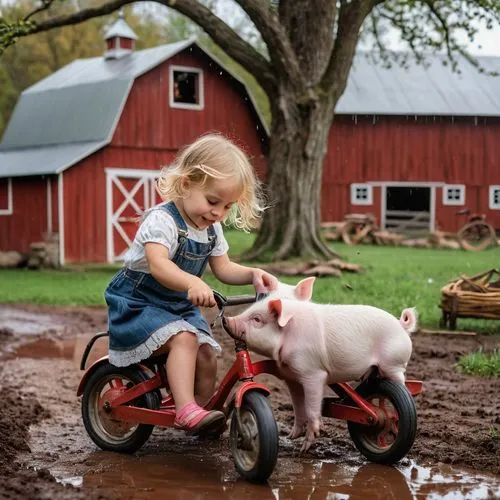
[{"left": 225, "top": 278, "right": 417, "bottom": 451}]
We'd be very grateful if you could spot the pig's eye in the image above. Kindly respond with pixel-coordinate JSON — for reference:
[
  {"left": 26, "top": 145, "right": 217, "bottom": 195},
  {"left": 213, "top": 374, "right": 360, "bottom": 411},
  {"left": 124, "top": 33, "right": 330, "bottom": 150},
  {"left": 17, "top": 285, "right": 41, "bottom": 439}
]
[{"left": 252, "top": 315, "right": 263, "bottom": 324}]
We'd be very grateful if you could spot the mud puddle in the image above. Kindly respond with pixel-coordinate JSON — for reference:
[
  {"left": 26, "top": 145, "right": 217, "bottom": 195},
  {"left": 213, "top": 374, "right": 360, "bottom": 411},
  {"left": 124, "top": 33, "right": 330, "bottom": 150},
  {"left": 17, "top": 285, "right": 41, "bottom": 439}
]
[
  {"left": 14, "top": 334, "right": 500, "bottom": 499},
  {"left": 34, "top": 453, "right": 500, "bottom": 499},
  {"left": 0, "top": 308, "right": 66, "bottom": 336}
]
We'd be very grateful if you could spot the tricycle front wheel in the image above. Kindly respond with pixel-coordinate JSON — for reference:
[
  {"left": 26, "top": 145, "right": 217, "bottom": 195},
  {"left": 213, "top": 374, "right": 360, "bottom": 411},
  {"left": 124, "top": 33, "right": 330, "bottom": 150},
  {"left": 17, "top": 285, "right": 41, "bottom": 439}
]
[
  {"left": 347, "top": 379, "right": 417, "bottom": 464},
  {"left": 229, "top": 391, "right": 278, "bottom": 483}
]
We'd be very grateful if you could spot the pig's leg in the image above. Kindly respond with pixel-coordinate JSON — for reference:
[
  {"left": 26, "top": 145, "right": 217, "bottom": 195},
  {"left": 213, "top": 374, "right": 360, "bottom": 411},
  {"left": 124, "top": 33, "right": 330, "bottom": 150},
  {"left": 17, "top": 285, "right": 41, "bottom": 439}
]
[
  {"left": 284, "top": 380, "right": 307, "bottom": 439},
  {"left": 299, "top": 370, "right": 328, "bottom": 452}
]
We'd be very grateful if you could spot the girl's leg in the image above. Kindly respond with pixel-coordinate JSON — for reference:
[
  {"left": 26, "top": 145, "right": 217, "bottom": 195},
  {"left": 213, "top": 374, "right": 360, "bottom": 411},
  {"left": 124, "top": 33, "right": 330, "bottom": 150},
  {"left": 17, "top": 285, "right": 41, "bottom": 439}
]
[
  {"left": 164, "top": 331, "right": 198, "bottom": 411},
  {"left": 194, "top": 344, "right": 217, "bottom": 406},
  {"left": 153, "top": 331, "right": 225, "bottom": 434}
]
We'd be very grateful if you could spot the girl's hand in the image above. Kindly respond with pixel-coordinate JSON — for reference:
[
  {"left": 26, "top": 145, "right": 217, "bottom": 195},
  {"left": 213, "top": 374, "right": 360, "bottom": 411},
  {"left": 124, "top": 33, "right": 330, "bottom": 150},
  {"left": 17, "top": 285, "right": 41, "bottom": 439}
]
[
  {"left": 252, "top": 269, "right": 279, "bottom": 294},
  {"left": 187, "top": 278, "right": 216, "bottom": 307}
]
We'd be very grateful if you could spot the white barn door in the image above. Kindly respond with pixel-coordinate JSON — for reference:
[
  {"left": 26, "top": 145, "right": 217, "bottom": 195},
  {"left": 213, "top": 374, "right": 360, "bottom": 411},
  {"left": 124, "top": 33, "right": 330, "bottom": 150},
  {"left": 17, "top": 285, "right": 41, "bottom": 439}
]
[{"left": 106, "top": 169, "right": 161, "bottom": 263}]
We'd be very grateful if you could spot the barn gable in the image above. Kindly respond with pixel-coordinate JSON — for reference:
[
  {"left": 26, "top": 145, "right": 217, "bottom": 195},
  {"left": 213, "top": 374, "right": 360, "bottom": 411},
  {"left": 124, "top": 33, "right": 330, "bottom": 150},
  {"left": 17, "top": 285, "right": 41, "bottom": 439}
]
[{"left": 0, "top": 37, "right": 268, "bottom": 178}]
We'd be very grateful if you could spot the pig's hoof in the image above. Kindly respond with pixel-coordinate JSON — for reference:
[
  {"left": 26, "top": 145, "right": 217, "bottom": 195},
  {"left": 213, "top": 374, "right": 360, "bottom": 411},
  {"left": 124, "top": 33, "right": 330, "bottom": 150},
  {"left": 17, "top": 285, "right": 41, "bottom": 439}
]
[
  {"left": 288, "top": 425, "right": 306, "bottom": 440},
  {"left": 299, "top": 439, "right": 313, "bottom": 454}
]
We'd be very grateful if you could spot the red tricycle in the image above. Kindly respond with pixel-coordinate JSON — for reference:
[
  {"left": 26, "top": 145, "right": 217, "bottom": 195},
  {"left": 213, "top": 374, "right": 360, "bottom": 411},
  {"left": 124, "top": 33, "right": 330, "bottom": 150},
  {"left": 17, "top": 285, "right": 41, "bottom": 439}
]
[{"left": 77, "top": 291, "right": 423, "bottom": 483}]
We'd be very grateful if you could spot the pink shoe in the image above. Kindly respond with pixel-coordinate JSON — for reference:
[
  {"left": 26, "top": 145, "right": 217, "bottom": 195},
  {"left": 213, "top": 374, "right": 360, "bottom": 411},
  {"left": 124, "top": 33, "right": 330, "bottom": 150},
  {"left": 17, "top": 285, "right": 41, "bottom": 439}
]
[{"left": 174, "top": 402, "right": 225, "bottom": 435}]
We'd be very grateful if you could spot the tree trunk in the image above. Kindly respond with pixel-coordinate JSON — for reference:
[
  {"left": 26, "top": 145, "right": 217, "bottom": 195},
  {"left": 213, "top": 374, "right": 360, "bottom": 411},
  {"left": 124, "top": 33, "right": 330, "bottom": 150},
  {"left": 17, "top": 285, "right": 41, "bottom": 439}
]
[{"left": 244, "top": 88, "right": 339, "bottom": 261}]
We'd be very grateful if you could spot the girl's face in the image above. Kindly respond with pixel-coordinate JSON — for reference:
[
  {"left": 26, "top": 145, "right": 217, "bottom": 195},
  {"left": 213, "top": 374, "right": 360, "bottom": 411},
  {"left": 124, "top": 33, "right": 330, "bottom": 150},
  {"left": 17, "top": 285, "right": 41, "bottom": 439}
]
[{"left": 179, "top": 176, "right": 243, "bottom": 230}]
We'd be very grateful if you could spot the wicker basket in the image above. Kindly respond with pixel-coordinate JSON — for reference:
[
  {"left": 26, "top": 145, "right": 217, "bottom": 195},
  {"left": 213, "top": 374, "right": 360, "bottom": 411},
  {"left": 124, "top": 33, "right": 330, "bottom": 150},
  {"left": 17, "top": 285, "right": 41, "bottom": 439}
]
[{"left": 440, "top": 269, "right": 500, "bottom": 329}]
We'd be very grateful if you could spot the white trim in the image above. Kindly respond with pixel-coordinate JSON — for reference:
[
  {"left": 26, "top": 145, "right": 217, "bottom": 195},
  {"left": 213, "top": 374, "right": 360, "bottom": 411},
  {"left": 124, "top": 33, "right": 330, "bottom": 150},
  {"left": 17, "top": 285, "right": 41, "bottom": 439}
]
[
  {"left": 46, "top": 178, "right": 52, "bottom": 233},
  {"left": 380, "top": 185, "right": 387, "bottom": 229},
  {"left": 106, "top": 171, "right": 114, "bottom": 263},
  {"left": 489, "top": 185, "right": 500, "bottom": 210},
  {"left": 0, "top": 178, "right": 13, "bottom": 215},
  {"left": 379, "top": 182, "right": 436, "bottom": 231},
  {"left": 58, "top": 173, "right": 65, "bottom": 266},
  {"left": 105, "top": 168, "right": 159, "bottom": 179},
  {"left": 350, "top": 183, "right": 373, "bottom": 205},
  {"left": 429, "top": 186, "right": 436, "bottom": 232},
  {"left": 442, "top": 184, "right": 465, "bottom": 206},
  {"left": 169, "top": 65, "right": 204, "bottom": 111},
  {"left": 370, "top": 181, "right": 445, "bottom": 187}
]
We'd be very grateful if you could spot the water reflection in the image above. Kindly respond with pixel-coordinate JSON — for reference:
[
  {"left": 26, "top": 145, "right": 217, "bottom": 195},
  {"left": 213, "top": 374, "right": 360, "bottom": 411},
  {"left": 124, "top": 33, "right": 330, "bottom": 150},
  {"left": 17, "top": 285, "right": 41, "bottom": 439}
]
[{"left": 55, "top": 451, "right": 500, "bottom": 500}]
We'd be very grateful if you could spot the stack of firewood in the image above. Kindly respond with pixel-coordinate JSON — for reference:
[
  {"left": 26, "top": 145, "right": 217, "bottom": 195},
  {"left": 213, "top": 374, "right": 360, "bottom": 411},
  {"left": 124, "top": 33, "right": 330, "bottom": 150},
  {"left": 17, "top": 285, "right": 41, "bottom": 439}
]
[
  {"left": 258, "top": 258, "right": 362, "bottom": 278},
  {"left": 0, "top": 233, "right": 59, "bottom": 269},
  {"left": 322, "top": 222, "right": 461, "bottom": 249},
  {"left": 26, "top": 240, "right": 59, "bottom": 269},
  {"left": 0, "top": 251, "right": 23, "bottom": 268}
]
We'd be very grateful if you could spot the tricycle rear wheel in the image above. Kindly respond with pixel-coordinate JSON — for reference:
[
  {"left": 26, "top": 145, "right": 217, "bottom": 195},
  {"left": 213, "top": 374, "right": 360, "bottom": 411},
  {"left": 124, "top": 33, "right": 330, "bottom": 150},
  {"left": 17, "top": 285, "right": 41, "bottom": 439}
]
[
  {"left": 81, "top": 363, "right": 159, "bottom": 453},
  {"left": 229, "top": 391, "right": 278, "bottom": 483},
  {"left": 347, "top": 379, "right": 417, "bottom": 464}
]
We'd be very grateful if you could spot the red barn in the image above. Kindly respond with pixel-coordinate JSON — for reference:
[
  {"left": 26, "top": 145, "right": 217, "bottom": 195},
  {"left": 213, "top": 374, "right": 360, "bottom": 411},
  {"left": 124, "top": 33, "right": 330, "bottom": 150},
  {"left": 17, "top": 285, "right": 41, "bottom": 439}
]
[
  {"left": 0, "top": 17, "right": 268, "bottom": 265},
  {"left": 1, "top": 16, "right": 499, "bottom": 264},
  {"left": 323, "top": 55, "right": 500, "bottom": 234}
]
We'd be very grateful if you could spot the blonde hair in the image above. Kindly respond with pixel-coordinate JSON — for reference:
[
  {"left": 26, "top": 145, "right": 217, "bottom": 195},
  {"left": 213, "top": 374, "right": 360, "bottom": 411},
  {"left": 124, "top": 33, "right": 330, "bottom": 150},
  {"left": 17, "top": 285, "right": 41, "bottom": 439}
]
[{"left": 157, "top": 133, "right": 267, "bottom": 231}]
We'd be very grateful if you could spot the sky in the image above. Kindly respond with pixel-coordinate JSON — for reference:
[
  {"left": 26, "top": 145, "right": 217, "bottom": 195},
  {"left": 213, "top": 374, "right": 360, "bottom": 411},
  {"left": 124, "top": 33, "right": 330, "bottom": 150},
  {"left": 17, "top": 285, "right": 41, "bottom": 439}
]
[
  {"left": 458, "top": 26, "right": 500, "bottom": 56},
  {"left": 367, "top": 20, "right": 500, "bottom": 58}
]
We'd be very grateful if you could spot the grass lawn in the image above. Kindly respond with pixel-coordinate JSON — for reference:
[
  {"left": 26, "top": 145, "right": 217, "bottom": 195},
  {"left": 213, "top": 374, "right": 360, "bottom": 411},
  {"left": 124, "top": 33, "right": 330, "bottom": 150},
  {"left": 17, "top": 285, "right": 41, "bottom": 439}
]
[{"left": 1, "top": 230, "right": 500, "bottom": 333}]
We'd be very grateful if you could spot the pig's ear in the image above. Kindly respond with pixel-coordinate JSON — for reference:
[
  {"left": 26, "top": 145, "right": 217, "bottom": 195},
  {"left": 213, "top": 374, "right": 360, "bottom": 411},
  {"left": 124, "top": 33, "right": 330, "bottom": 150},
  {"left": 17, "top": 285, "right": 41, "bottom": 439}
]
[
  {"left": 268, "top": 299, "right": 293, "bottom": 328},
  {"left": 294, "top": 277, "right": 315, "bottom": 301}
]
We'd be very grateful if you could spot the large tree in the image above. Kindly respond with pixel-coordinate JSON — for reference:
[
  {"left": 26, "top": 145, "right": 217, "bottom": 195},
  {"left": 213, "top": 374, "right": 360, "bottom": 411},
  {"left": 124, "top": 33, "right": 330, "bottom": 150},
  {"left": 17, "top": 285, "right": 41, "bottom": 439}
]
[{"left": 1, "top": 1, "right": 499, "bottom": 260}]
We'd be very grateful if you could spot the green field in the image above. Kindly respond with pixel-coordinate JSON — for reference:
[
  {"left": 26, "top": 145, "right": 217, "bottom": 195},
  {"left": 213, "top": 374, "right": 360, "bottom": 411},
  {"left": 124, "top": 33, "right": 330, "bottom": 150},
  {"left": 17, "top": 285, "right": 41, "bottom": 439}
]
[{"left": 1, "top": 231, "right": 499, "bottom": 333}]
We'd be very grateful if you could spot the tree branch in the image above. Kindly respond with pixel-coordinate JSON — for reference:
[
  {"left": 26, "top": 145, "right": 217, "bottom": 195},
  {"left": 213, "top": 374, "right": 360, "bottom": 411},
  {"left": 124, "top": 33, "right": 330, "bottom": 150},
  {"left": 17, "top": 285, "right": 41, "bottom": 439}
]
[
  {"left": 24, "top": 0, "right": 56, "bottom": 22},
  {"left": 321, "top": 0, "right": 377, "bottom": 99},
  {"left": 374, "top": 0, "right": 500, "bottom": 76},
  {"left": 4, "top": 0, "right": 276, "bottom": 96},
  {"left": 232, "top": 0, "right": 304, "bottom": 85}
]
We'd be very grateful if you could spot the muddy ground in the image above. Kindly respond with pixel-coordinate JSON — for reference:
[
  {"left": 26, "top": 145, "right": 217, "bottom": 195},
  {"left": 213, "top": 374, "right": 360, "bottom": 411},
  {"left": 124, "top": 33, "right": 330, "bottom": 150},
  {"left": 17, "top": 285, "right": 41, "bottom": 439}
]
[{"left": 0, "top": 303, "right": 499, "bottom": 499}]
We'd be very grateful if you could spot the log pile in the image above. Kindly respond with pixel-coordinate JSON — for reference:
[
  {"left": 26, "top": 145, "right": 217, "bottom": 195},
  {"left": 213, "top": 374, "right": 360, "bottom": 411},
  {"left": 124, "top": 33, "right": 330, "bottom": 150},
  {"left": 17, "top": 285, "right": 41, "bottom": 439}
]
[
  {"left": 322, "top": 221, "right": 461, "bottom": 250},
  {"left": 0, "top": 233, "right": 59, "bottom": 269},
  {"left": 0, "top": 251, "right": 23, "bottom": 268},
  {"left": 258, "top": 258, "right": 362, "bottom": 278}
]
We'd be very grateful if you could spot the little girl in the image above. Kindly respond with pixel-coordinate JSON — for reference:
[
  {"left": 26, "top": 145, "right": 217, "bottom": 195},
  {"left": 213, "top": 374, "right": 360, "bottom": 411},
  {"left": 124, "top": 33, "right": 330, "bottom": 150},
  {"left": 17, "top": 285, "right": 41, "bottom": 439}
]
[{"left": 105, "top": 133, "right": 277, "bottom": 436}]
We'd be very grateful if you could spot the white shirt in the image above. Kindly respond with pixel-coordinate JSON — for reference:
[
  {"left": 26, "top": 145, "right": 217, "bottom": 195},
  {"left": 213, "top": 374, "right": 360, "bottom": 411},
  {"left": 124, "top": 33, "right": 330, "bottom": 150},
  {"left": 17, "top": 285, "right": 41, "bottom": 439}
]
[{"left": 124, "top": 204, "right": 229, "bottom": 273}]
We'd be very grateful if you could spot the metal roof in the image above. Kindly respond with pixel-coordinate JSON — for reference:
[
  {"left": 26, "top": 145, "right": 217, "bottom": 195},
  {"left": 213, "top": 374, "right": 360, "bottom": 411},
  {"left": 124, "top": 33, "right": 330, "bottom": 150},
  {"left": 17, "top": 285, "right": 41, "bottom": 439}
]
[
  {"left": 1, "top": 80, "right": 132, "bottom": 148},
  {"left": 337, "top": 52, "right": 500, "bottom": 116},
  {"left": 0, "top": 141, "right": 107, "bottom": 177}
]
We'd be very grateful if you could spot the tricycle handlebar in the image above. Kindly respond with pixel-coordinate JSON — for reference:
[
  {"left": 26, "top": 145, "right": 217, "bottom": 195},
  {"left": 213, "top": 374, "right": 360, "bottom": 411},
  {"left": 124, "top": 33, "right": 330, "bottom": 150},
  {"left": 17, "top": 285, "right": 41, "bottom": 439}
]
[{"left": 212, "top": 290, "right": 259, "bottom": 309}]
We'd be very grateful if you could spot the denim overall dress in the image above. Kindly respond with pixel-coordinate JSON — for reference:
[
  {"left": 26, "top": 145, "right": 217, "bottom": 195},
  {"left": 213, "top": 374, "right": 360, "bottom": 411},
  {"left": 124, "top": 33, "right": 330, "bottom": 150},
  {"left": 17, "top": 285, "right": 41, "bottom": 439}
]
[{"left": 105, "top": 201, "right": 221, "bottom": 367}]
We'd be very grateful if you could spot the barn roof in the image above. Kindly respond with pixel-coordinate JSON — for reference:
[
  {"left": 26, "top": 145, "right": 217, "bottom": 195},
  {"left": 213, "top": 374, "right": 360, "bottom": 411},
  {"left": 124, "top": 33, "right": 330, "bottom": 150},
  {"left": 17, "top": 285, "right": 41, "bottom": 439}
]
[
  {"left": 337, "top": 53, "right": 500, "bottom": 116},
  {"left": 0, "top": 37, "right": 268, "bottom": 177}
]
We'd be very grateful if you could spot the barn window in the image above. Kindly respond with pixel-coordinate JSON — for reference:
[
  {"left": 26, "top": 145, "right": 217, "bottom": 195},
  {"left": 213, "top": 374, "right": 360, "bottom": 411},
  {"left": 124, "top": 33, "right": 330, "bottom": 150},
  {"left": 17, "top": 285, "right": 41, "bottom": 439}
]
[
  {"left": 0, "top": 178, "right": 13, "bottom": 216},
  {"left": 442, "top": 184, "right": 465, "bottom": 206},
  {"left": 351, "top": 183, "right": 373, "bottom": 205},
  {"left": 489, "top": 186, "right": 500, "bottom": 209},
  {"left": 169, "top": 65, "right": 204, "bottom": 110}
]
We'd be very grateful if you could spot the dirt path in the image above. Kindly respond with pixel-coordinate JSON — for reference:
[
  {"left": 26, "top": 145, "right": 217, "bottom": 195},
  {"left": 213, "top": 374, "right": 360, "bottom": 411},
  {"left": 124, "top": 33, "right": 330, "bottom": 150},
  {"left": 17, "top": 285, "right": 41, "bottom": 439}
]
[{"left": 0, "top": 304, "right": 499, "bottom": 499}]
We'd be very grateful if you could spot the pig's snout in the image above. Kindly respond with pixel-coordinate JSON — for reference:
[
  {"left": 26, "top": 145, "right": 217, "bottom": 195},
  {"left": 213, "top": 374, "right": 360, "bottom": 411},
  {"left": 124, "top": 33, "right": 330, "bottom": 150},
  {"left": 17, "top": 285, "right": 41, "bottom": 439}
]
[{"left": 223, "top": 316, "right": 245, "bottom": 340}]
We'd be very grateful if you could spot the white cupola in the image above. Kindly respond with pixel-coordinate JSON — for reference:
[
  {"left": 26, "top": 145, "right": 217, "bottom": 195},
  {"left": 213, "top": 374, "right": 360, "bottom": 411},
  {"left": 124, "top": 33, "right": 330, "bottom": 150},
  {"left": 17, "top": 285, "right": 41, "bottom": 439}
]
[{"left": 104, "top": 11, "right": 138, "bottom": 60}]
